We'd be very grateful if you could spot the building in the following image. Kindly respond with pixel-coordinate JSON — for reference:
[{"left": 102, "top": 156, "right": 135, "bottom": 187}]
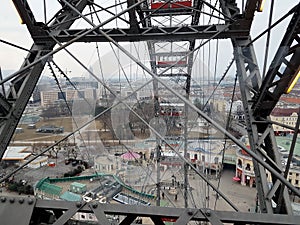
[
  {"left": 2, "top": 146, "right": 32, "bottom": 165},
  {"left": 94, "top": 155, "right": 118, "bottom": 173},
  {"left": 65, "top": 80, "right": 98, "bottom": 89},
  {"left": 40, "top": 88, "right": 97, "bottom": 107},
  {"left": 187, "top": 140, "right": 223, "bottom": 175},
  {"left": 40, "top": 91, "right": 59, "bottom": 107},
  {"left": 159, "top": 139, "right": 224, "bottom": 177},
  {"left": 235, "top": 147, "right": 256, "bottom": 187},
  {"left": 235, "top": 136, "right": 300, "bottom": 189},
  {"left": 288, "top": 167, "right": 300, "bottom": 189},
  {"left": 28, "top": 156, "right": 48, "bottom": 169},
  {"left": 271, "top": 108, "right": 299, "bottom": 135},
  {"left": 212, "top": 99, "right": 227, "bottom": 112},
  {"left": 70, "top": 182, "right": 87, "bottom": 194}
]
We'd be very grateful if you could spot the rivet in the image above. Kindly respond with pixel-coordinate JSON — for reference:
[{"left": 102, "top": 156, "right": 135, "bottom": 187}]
[
  {"left": 9, "top": 198, "right": 15, "bottom": 203},
  {"left": 28, "top": 198, "right": 34, "bottom": 205},
  {"left": 92, "top": 202, "right": 98, "bottom": 209},
  {"left": 205, "top": 209, "right": 211, "bottom": 217},
  {"left": 187, "top": 209, "right": 193, "bottom": 215},
  {"left": 0, "top": 197, "right": 6, "bottom": 203},
  {"left": 19, "top": 198, "right": 24, "bottom": 204},
  {"left": 76, "top": 202, "right": 82, "bottom": 208}
]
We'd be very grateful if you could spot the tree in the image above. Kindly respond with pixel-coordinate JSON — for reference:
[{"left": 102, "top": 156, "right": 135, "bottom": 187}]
[
  {"left": 71, "top": 148, "right": 78, "bottom": 160},
  {"left": 95, "top": 105, "right": 112, "bottom": 131},
  {"left": 51, "top": 147, "right": 60, "bottom": 159},
  {"left": 128, "top": 101, "right": 155, "bottom": 135},
  {"left": 40, "top": 106, "right": 59, "bottom": 120},
  {"left": 7, "top": 183, "right": 18, "bottom": 192},
  {"left": 24, "top": 185, "right": 34, "bottom": 195}
]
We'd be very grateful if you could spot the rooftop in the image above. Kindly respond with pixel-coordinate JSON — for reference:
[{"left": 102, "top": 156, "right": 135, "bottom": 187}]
[
  {"left": 271, "top": 108, "right": 298, "bottom": 117},
  {"left": 35, "top": 179, "right": 63, "bottom": 197},
  {"left": 60, "top": 191, "right": 82, "bottom": 202},
  {"left": 71, "top": 182, "right": 87, "bottom": 189},
  {"left": 3, "top": 146, "right": 31, "bottom": 161}
]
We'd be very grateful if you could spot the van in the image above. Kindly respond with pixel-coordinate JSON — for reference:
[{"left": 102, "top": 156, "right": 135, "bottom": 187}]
[{"left": 15, "top": 127, "right": 24, "bottom": 134}]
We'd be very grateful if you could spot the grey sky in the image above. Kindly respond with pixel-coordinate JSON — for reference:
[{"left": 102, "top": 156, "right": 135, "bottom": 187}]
[{"left": 0, "top": 1, "right": 298, "bottom": 80}]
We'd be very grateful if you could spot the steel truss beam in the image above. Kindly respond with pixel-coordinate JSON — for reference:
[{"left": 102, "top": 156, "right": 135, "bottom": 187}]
[
  {"left": 31, "top": 24, "right": 249, "bottom": 43},
  {"left": 139, "top": 1, "right": 199, "bottom": 208},
  {"left": 0, "top": 0, "right": 89, "bottom": 158},
  {"left": 251, "top": 2, "right": 300, "bottom": 214},
  {"left": 232, "top": 37, "right": 290, "bottom": 214},
  {"left": 1, "top": 196, "right": 300, "bottom": 225},
  {"left": 220, "top": 0, "right": 295, "bottom": 215},
  {"left": 252, "top": 3, "right": 300, "bottom": 117}
]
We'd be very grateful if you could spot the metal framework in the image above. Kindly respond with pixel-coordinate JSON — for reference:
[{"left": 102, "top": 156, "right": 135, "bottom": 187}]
[
  {"left": 1, "top": 196, "right": 300, "bottom": 225},
  {"left": 220, "top": 0, "right": 295, "bottom": 215},
  {"left": 0, "top": 0, "right": 300, "bottom": 224}
]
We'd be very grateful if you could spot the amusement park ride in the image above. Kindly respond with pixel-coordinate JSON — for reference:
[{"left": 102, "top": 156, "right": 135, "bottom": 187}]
[{"left": 0, "top": 0, "right": 300, "bottom": 224}]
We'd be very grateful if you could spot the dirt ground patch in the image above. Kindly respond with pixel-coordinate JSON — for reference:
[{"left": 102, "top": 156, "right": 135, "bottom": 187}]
[{"left": 12, "top": 117, "right": 109, "bottom": 142}]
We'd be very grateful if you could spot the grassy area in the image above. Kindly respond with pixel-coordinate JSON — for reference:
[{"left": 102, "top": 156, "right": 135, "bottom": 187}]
[
  {"left": 13, "top": 117, "right": 104, "bottom": 141},
  {"left": 12, "top": 116, "right": 220, "bottom": 143},
  {"left": 12, "top": 117, "right": 120, "bottom": 144},
  {"left": 13, "top": 117, "right": 72, "bottom": 142}
]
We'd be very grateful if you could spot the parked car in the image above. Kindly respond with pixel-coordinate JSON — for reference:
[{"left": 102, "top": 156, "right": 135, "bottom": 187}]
[
  {"left": 15, "top": 127, "right": 24, "bottom": 134},
  {"left": 36, "top": 125, "right": 64, "bottom": 134},
  {"left": 27, "top": 124, "right": 36, "bottom": 129}
]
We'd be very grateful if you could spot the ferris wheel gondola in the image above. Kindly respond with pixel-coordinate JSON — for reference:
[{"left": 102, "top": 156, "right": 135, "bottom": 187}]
[{"left": 150, "top": 0, "right": 192, "bottom": 9}]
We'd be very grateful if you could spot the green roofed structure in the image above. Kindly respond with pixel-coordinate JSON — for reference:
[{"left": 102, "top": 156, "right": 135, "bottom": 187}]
[
  {"left": 60, "top": 191, "right": 82, "bottom": 202},
  {"left": 35, "top": 174, "right": 155, "bottom": 201},
  {"left": 70, "top": 182, "right": 87, "bottom": 194},
  {"left": 35, "top": 178, "right": 62, "bottom": 199}
]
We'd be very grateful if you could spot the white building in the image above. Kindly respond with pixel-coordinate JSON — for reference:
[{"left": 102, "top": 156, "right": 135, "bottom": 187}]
[
  {"left": 270, "top": 108, "right": 299, "bottom": 134},
  {"left": 3, "top": 146, "right": 32, "bottom": 165},
  {"left": 27, "top": 156, "right": 48, "bottom": 169},
  {"left": 40, "top": 88, "right": 96, "bottom": 107}
]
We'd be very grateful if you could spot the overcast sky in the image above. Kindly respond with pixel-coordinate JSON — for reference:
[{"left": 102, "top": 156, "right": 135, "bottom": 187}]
[{"left": 0, "top": 1, "right": 298, "bottom": 80}]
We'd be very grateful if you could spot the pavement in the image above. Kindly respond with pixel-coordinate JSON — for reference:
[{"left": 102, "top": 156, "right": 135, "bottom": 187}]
[
  {"left": 157, "top": 168, "right": 257, "bottom": 212},
  {"left": 2, "top": 149, "right": 257, "bottom": 213}
]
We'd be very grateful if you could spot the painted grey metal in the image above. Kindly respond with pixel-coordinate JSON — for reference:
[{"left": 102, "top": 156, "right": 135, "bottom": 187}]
[
  {"left": 252, "top": 2, "right": 300, "bottom": 117},
  {"left": 5, "top": 196, "right": 300, "bottom": 224},
  {"left": 90, "top": 203, "right": 112, "bottom": 225},
  {"left": 140, "top": 2, "right": 196, "bottom": 207},
  {"left": 31, "top": 24, "right": 250, "bottom": 43},
  {"left": 0, "top": 196, "right": 36, "bottom": 225},
  {"left": 223, "top": 0, "right": 271, "bottom": 213},
  {"left": 173, "top": 208, "right": 199, "bottom": 225},
  {"left": 119, "top": 215, "right": 137, "bottom": 225},
  {"left": 220, "top": 0, "right": 295, "bottom": 214},
  {"left": 200, "top": 208, "right": 223, "bottom": 225},
  {"left": 53, "top": 201, "right": 87, "bottom": 225}
]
